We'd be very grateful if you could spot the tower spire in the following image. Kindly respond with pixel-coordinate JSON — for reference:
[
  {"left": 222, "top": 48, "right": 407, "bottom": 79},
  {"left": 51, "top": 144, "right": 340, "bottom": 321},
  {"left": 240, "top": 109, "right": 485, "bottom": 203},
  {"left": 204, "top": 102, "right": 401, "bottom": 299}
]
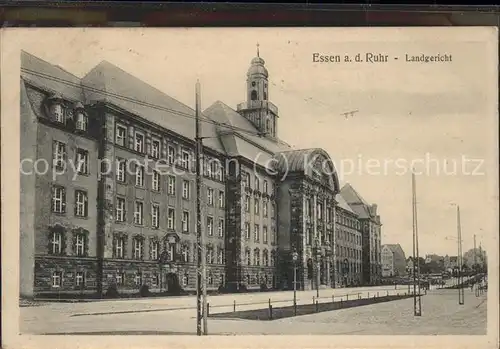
[{"left": 257, "top": 43, "right": 260, "bottom": 57}]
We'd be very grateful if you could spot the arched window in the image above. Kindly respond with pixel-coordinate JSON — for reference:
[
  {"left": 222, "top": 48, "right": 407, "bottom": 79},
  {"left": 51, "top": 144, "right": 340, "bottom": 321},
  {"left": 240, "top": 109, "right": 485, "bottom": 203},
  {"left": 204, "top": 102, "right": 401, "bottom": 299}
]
[
  {"left": 251, "top": 90, "right": 258, "bottom": 101},
  {"left": 263, "top": 92, "right": 267, "bottom": 100}
]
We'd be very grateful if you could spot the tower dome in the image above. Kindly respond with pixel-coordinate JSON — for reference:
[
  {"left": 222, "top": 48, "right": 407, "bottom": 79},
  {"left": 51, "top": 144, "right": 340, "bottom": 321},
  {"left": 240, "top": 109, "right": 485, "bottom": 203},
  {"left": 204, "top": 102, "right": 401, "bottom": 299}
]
[{"left": 247, "top": 46, "right": 268, "bottom": 77}]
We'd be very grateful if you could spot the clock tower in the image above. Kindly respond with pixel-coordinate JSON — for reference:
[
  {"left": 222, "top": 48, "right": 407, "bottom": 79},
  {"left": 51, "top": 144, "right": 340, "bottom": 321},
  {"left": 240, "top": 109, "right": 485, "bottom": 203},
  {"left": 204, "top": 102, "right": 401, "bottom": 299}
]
[{"left": 237, "top": 44, "right": 279, "bottom": 138}]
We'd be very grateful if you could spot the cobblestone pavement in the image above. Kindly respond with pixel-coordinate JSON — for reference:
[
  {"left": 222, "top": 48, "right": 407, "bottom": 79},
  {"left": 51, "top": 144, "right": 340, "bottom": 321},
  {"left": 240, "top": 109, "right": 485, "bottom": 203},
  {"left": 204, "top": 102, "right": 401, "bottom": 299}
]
[{"left": 20, "top": 288, "right": 487, "bottom": 335}]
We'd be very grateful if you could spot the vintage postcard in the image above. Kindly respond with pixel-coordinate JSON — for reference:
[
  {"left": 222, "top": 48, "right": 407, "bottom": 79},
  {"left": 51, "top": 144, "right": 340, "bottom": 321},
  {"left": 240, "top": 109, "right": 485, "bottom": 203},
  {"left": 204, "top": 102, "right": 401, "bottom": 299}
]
[{"left": 1, "top": 27, "right": 498, "bottom": 349}]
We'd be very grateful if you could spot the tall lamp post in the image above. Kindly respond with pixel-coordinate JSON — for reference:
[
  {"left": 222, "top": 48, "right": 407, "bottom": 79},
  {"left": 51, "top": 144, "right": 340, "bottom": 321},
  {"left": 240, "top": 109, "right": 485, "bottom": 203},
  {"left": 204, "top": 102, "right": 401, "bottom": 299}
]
[{"left": 292, "top": 250, "right": 298, "bottom": 315}]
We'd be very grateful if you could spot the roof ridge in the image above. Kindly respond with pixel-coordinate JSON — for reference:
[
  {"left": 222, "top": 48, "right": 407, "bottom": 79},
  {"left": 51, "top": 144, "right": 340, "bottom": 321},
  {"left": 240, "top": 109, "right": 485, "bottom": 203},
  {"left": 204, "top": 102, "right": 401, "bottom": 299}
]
[
  {"left": 83, "top": 60, "right": 196, "bottom": 114},
  {"left": 21, "top": 50, "right": 83, "bottom": 80}
]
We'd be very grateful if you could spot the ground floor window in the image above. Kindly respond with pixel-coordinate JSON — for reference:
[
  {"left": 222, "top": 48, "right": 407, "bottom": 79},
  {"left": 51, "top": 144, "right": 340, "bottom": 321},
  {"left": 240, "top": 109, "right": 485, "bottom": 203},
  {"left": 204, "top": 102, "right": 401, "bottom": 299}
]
[
  {"left": 182, "top": 273, "right": 189, "bottom": 287},
  {"left": 52, "top": 271, "right": 62, "bottom": 288},
  {"left": 116, "top": 272, "right": 125, "bottom": 285},
  {"left": 135, "top": 272, "right": 142, "bottom": 286},
  {"left": 75, "top": 271, "right": 85, "bottom": 287}
]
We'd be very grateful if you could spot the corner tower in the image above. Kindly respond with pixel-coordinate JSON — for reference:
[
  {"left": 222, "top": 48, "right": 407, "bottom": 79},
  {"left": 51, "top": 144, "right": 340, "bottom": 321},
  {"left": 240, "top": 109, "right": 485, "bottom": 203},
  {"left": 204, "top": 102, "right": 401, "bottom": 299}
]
[{"left": 237, "top": 44, "right": 279, "bottom": 138}]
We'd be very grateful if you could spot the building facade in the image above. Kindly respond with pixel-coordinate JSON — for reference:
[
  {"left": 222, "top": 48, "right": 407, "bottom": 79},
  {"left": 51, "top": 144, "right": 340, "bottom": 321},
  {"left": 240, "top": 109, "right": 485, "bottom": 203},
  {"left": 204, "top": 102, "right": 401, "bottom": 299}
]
[
  {"left": 334, "top": 193, "right": 363, "bottom": 287},
  {"left": 381, "top": 244, "right": 406, "bottom": 277},
  {"left": 20, "top": 50, "right": 380, "bottom": 298},
  {"left": 340, "top": 184, "right": 382, "bottom": 285}
]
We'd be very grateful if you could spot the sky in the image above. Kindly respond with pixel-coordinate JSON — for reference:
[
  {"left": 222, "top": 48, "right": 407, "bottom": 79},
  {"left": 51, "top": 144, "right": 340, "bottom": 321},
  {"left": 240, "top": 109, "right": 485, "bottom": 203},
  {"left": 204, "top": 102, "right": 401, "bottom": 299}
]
[{"left": 7, "top": 27, "right": 498, "bottom": 257}]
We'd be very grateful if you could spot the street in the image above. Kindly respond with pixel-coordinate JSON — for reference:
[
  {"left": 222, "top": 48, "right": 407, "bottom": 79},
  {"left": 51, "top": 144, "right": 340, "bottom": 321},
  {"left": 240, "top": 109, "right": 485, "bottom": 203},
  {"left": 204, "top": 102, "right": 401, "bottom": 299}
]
[{"left": 20, "top": 286, "right": 487, "bottom": 335}]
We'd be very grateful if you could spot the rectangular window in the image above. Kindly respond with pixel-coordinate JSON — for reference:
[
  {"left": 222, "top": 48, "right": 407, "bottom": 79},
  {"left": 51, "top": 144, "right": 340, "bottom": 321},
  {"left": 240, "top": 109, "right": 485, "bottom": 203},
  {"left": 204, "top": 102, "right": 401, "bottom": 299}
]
[
  {"left": 151, "top": 241, "right": 159, "bottom": 260},
  {"left": 76, "top": 112, "right": 88, "bottom": 131},
  {"left": 53, "top": 141, "right": 66, "bottom": 168},
  {"left": 263, "top": 226, "right": 268, "bottom": 244},
  {"left": 218, "top": 219, "right": 224, "bottom": 237},
  {"left": 254, "top": 224, "right": 260, "bottom": 242},
  {"left": 254, "top": 176, "right": 260, "bottom": 191},
  {"left": 116, "top": 158, "right": 126, "bottom": 182},
  {"left": 135, "top": 272, "right": 143, "bottom": 286},
  {"left": 245, "top": 222, "right": 250, "bottom": 240},
  {"left": 181, "top": 150, "right": 190, "bottom": 168},
  {"left": 263, "top": 199, "right": 268, "bottom": 217},
  {"left": 52, "top": 271, "right": 62, "bottom": 288},
  {"left": 116, "top": 272, "right": 125, "bottom": 285},
  {"left": 254, "top": 198, "right": 260, "bottom": 215},
  {"left": 135, "top": 165, "right": 144, "bottom": 187},
  {"left": 134, "top": 201, "right": 143, "bottom": 225},
  {"left": 75, "top": 271, "right": 85, "bottom": 287},
  {"left": 52, "top": 186, "right": 66, "bottom": 213},
  {"left": 218, "top": 191, "right": 224, "bottom": 208},
  {"left": 207, "top": 216, "right": 214, "bottom": 236},
  {"left": 167, "top": 208, "right": 175, "bottom": 230},
  {"left": 242, "top": 171, "right": 249, "bottom": 188},
  {"left": 182, "top": 211, "right": 189, "bottom": 232},
  {"left": 152, "top": 170, "right": 160, "bottom": 191},
  {"left": 115, "top": 125, "right": 127, "bottom": 146},
  {"left": 74, "top": 190, "right": 88, "bottom": 217},
  {"left": 245, "top": 195, "right": 250, "bottom": 213},
  {"left": 167, "top": 175, "right": 176, "bottom": 195},
  {"left": 182, "top": 180, "right": 190, "bottom": 199},
  {"left": 75, "top": 234, "right": 85, "bottom": 256},
  {"left": 207, "top": 188, "right": 214, "bottom": 206},
  {"left": 134, "top": 132, "right": 144, "bottom": 153},
  {"left": 116, "top": 197, "right": 126, "bottom": 222},
  {"left": 151, "top": 138, "right": 161, "bottom": 158},
  {"left": 133, "top": 238, "right": 143, "bottom": 260},
  {"left": 263, "top": 180, "right": 268, "bottom": 194},
  {"left": 75, "top": 148, "right": 89, "bottom": 175},
  {"left": 50, "top": 232, "right": 62, "bottom": 254},
  {"left": 114, "top": 236, "right": 125, "bottom": 258},
  {"left": 168, "top": 145, "right": 175, "bottom": 164},
  {"left": 53, "top": 104, "right": 65, "bottom": 123},
  {"left": 151, "top": 204, "right": 160, "bottom": 228}
]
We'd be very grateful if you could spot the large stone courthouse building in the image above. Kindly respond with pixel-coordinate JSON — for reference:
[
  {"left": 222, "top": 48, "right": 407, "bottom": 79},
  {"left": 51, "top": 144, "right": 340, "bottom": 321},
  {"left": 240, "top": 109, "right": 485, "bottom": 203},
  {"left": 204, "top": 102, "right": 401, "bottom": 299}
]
[{"left": 20, "top": 49, "right": 382, "bottom": 297}]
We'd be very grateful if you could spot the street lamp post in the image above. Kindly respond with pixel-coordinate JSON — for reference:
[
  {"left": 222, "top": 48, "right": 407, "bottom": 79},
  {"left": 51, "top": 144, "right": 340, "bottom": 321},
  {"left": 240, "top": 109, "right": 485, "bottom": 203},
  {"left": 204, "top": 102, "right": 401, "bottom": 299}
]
[{"left": 292, "top": 251, "right": 298, "bottom": 316}]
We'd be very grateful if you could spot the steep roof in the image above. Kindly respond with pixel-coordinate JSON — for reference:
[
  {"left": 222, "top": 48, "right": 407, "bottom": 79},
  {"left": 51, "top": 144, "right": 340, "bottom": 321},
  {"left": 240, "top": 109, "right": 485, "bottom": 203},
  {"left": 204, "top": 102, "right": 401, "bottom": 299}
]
[
  {"left": 81, "top": 60, "right": 225, "bottom": 154},
  {"left": 340, "top": 185, "right": 370, "bottom": 219},
  {"left": 203, "top": 100, "right": 292, "bottom": 167},
  {"left": 335, "top": 193, "right": 356, "bottom": 215},
  {"left": 21, "top": 51, "right": 84, "bottom": 101},
  {"left": 384, "top": 244, "right": 406, "bottom": 260}
]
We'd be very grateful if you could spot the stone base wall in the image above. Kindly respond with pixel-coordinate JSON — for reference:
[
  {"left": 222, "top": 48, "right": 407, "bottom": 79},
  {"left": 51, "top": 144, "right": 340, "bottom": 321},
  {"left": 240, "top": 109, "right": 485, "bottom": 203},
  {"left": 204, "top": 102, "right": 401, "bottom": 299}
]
[{"left": 34, "top": 255, "right": 99, "bottom": 294}]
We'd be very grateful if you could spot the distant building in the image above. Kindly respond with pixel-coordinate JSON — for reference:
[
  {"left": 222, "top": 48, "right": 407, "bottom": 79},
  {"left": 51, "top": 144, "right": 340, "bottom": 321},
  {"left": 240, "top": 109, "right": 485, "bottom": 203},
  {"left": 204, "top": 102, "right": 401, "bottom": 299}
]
[
  {"left": 443, "top": 255, "right": 458, "bottom": 272},
  {"left": 381, "top": 244, "right": 406, "bottom": 277},
  {"left": 340, "top": 184, "right": 382, "bottom": 285}
]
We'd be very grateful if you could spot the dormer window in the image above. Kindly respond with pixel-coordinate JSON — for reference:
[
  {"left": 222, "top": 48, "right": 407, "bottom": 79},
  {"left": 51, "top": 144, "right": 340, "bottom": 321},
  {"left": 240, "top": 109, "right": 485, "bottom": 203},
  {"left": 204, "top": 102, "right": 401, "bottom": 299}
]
[
  {"left": 74, "top": 102, "right": 88, "bottom": 131},
  {"left": 47, "top": 94, "right": 65, "bottom": 124}
]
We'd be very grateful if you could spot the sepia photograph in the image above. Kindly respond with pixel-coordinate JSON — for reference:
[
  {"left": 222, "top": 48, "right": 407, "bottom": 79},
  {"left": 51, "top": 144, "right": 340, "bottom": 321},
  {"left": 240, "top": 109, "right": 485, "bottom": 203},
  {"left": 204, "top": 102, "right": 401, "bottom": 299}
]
[{"left": 1, "top": 27, "right": 498, "bottom": 348}]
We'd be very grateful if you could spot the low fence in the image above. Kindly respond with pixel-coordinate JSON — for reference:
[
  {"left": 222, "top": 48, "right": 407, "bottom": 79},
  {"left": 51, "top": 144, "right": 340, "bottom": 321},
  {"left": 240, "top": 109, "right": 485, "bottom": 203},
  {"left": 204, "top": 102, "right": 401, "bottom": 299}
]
[{"left": 206, "top": 288, "right": 423, "bottom": 318}]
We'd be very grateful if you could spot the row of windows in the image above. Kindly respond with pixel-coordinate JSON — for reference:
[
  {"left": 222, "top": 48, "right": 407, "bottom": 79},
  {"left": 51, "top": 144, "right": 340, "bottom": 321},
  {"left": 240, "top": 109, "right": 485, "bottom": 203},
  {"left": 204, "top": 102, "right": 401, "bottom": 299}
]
[
  {"left": 243, "top": 222, "right": 276, "bottom": 244},
  {"left": 111, "top": 235, "right": 226, "bottom": 264},
  {"left": 115, "top": 198, "right": 224, "bottom": 235},
  {"left": 243, "top": 249, "right": 277, "bottom": 267},
  {"left": 336, "top": 212, "right": 360, "bottom": 230},
  {"left": 305, "top": 229, "right": 333, "bottom": 246},
  {"left": 336, "top": 245, "right": 362, "bottom": 260},
  {"left": 243, "top": 195, "right": 274, "bottom": 217},
  {"left": 48, "top": 102, "right": 88, "bottom": 132},
  {"left": 53, "top": 141, "right": 90, "bottom": 174},
  {"left": 336, "top": 229, "right": 362, "bottom": 246},
  {"left": 241, "top": 171, "right": 275, "bottom": 195},
  {"left": 48, "top": 231, "right": 88, "bottom": 255},
  {"left": 304, "top": 199, "right": 334, "bottom": 223},
  {"left": 52, "top": 187, "right": 88, "bottom": 216},
  {"left": 50, "top": 270, "right": 86, "bottom": 288},
  {"left": 115, "top": 124, "right": 225, "bottom": 182}
]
